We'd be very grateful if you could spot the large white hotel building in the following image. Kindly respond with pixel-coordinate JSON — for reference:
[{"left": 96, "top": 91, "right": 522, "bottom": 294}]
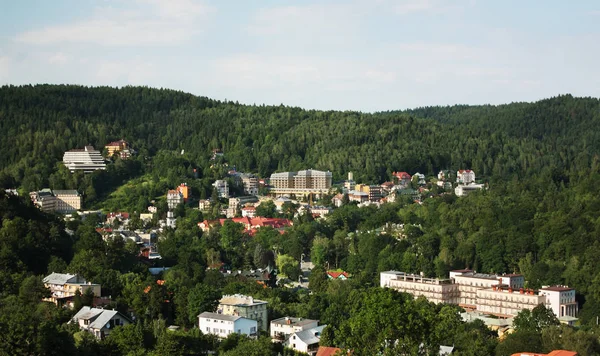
[
  {"left": 269, "top": 169, "right": 332, "bottom": 197},
  {"left": 381, "top": 269, "right": 578, "bottom": 320}
]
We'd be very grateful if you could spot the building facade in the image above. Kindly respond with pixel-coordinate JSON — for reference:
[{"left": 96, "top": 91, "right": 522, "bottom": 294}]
[
  {"left": 63, "top": 146, "right": 106, "bottom": 173},
  {"left": 167, "top": 190, "right": 184, "bottom": 209},
  {"left": 213, "top": 180, "right": 229, "bottom": 198},
  {"left": 456, "top": 169, "right": 476, "bottom": 184},
  {"left": 284, "top": 325, "right": 326, "bottom": 356},
  {"left": 239, "top": 173, "right": 259, "bottom": 196},
  {"left": 269, "top": 170, "right": 332, "bottom": 197},
  {"left": 30, "top": 189, "right": 82, "bottom": 214},
  {"left": 105, "top": 139, "right": 129, "bottom": 156},
  {"left": 455, "top": 183, "right": 484, "bottom": 197},
  {"left": 381, "top": 270, "right": 574, "bottom": 319},
  {"left": 198, "top": 312, "right": 257, "bottom": 338},
  {"left": 43, "top": 273, "right": 101, "bottom": 305},
  {"left": 270, "top": 317, "right": 319, "bottom": 342},
  {"left": 217, "top": 294, "right": 269, "bottom": 331}
]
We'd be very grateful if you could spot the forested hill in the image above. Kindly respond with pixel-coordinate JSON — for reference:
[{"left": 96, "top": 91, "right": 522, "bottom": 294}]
[{"left": 0, "top": 85, "right": 599, "bottom": 191}]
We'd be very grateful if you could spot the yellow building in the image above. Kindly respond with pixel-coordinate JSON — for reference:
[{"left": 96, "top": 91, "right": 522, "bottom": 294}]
[{"left": 105, "top": 139, "right": 129, "bottom": 156}]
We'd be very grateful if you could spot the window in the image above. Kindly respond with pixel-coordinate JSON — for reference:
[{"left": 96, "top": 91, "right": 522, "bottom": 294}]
[{"left": 206, "top": 327, "right": 210, "bottom": 332}]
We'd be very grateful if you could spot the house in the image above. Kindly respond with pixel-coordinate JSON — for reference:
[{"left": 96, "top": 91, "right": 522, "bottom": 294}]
[
  {"left": 213, "top": 180, "right": 229, "bottom": 198},
  {"left": 284, "top": 325, "right": 327, "bottom": 356},
  {"left": 539, "top": 286, "right": 578, "bottom": 320},
  {"left": 238, "top": 173, "right": 259, "bottom": 196},
  {"left": 43, "top": 273, "right": 101, "bottom": 306},
  {"left": 380, "top": 181, "right": 395, "bottom": 193},
  {"left": 327, "top": 271, "right": 349, "bottom": 280},
  {"left": 332, "top": 193, "right": 344, "bottom": 208},
  {"left": 456, "top": 170, "right": 475, "bottom": 184},
  {"left": 198, "top": 199, "right": 212, "bottom": 211},
  {"left": 348, "top": 191, "right": 368, "bottom": 203},
  {"left": 413, "top": 173, "right": 426, "bottom": 185},
  {"left": 198, "top": 217, "right": 293, "bottom": 234},
  {"left": 71, "top": 306, "right": 130, "bottom": 339},
  {"left": 392, "top": 172, "right": 412, "bottom": 186},
  {"left": 104, "top": 139, "right": 129, "bottom": 156},
  {"left": 271, "top": 317, "right": 319, "bottom": 342},
  {"left": 217, "top": 294, "right": 269, "bottom": 331},
  {"left": 198, "top": 312, "right": 257, "bottom": 338},
  {"left": 166, "top": 211, "right": 176, "bottom": 229},
  {"left": 63, "top": 146, "right": 106, "bottom": 173},
  {"left": 242, "top": 206, "right": 257, "bottom": 218},
  {"left": 106, "top": 212, "right": 130, "bottom": 226},
  {"left": 167, "top": 189, "right": 184, "bottom": 209}
]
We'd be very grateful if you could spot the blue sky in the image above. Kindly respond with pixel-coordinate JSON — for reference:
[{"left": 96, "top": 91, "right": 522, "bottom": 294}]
[{"left": 1, "top": 0, "right": 599, "bottom": 111}]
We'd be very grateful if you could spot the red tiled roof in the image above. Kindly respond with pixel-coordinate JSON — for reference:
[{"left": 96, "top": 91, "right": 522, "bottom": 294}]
[
  {"left": 327, "top": 271, "right": 349, "bottom": 279},
  {"left": 393, "top": 171, "right": 411, "bottom": 179},
  {"left": 317, "top": 347, "right": 343, "bottom": 356}
]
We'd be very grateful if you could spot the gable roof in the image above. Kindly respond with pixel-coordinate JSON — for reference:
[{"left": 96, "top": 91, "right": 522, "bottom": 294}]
[
  {"left": 294, "top": 325, "right": 326, "bottom": 345},
  {"left": 327, "top": 271, "right": 349, "bottom": 279},
  {"left": 72, "top": 307, "right": 128, "bottom": 330}
]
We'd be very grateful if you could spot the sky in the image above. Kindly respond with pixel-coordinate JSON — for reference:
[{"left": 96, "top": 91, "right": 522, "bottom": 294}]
[{"left": 1, "top": 0, "right": 599, "bottom": 112}]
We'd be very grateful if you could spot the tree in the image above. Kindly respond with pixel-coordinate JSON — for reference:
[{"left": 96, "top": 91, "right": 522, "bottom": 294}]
[
  {"left": 255, "top": 201, "right": 277, "bottom": 218},
  {"left": 187, "top": 284, "right": 221, "bottom": 326},
  {"left": 513, "top": 304, "right": 559, "bottom": 332}
]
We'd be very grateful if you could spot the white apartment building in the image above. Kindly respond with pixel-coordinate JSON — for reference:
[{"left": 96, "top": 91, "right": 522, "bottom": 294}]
[
  {"left": 198, "top": 312, "right": 257, "bottom": 338},
  {"left": 217, "top": 294, "right": 269, "bottom": 331},
  {"left": 381, "top": 270, "right": 571, "bottom": 319},
  {"left": 270, "top": 317, "right": 319, "bottom": 342},
  {"left": 380, "top": 271, "right": 460, "bottom": 304},
  {"left": 269, "top": 170, "right": 332, "bottom": 197},
  {"left": 539, "top": 286, "right": 578, "bottom": 319},
  {"left": 63, "top": 146, "right": 106, "bottom": 173},
  {"left": 456, "top": 170, "right": 476, "bottom": 184},
  {"left": 213, "top": 180, "right": 229, "bottom": 198},
  {"left": 167, "top": 190, "right": 184, "bottom": 209},
  {"left": 284, "top": 325, "right": 327, "bottom": 356},
  {"left": 476, "top": 285, "right": 545, "bottom": 317}
]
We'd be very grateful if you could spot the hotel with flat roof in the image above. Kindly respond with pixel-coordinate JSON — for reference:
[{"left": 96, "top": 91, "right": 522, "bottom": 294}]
[{"left": 269, "top": 169, "right": 332, "bottom": 197}]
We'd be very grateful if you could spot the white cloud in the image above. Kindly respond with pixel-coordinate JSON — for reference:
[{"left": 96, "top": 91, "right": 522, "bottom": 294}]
[
  {"left": 96, "top": 59, "right": 157, "bottom": 85},
  {"left": 47, "top": 52, "right": 69, "bottom": 65},
  {"left": 394, "top": 0, "right": 437, "bottom": 15},
  {"left": 14, "top": 0, "right": 213, "bottom": 46}
]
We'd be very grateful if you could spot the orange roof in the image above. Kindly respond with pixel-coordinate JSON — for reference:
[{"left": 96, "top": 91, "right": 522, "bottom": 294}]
[
  {"left": 511, "top": 351, "right": 577, "bottom": 356},
  {"left": 327, "top": 271, "right": 349, "bottom": 279},
  {"left": 317, "top": 347, "right": 343, "bottom": 356}
]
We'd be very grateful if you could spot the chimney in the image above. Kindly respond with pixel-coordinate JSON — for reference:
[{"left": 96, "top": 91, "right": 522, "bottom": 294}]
[
  {"left": 520, "top": 288, "right": 524, "bottom": 294},
  {"left": 286, "top": 318, "right": 291, "bottom": 325}
]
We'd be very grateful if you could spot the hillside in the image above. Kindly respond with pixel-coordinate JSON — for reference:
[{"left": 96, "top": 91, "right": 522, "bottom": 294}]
[{"left": 1, "top": 85, "right": 598, "bottom": 195}]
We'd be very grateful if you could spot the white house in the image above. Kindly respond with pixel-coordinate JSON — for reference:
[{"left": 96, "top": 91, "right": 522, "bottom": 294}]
[
  {"left": 167, "top": 190, "right": 184, "bottom": 209},
  {"left": 71, "top": 307, "right": 130, "bottom": 339},
  {"left": 43, "top": 273, "right": 101, "bottom": 306},
  {"left": 539, "top": 286, "right": 579, "bottom": 321},
  {"left": 456, "top": 170, "right": 475, "bottom": 184},
  {"left": 198, "top": 312, "right": 257, "bottom": 338},
  {"left": 413, "top": 173, "right": 426, "bottom": 185},
  {"left": 270, "top": 317, "right": 319, "bottom": 342},
  {"left": 284, "top": 324, "right": 327, "bottom": 356}
]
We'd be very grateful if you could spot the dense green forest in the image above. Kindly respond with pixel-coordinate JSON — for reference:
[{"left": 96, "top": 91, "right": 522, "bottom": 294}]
[{"left": 1, "top": 85, "right": 600, "bottom": 355}]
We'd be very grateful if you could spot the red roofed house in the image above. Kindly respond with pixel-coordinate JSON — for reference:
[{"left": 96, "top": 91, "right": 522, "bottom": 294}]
[
  {"left": 392, "top": 172, "right": 412, "bottom": 187},
  {"left": 198, "top": 217, "right": 292, "bottom": 234},
  {"left": 327, "top": 271, "right": 349, "bottom": 280},
  {"left": 242, "top": 206, "right": 256, "bottom": 218},
  {"left": 105, "top": 139, "right": 129, "bottom": 156},
  {"left": 106, "top": 212, "right": 129, "bottom": 225}
]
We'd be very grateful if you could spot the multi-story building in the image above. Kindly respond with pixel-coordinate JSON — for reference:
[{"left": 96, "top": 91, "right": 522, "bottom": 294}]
[
  {"left": 455, "top": 183, "right": 484, "bottom": 197},
  {"left": 213, "top": 180, "right": 229, "bottom": 198},
  {"left": 380, "top": 271, "right": 460, "bottom": 304},
  {"left": 198, "top": 312, "right": 257, "bottom": 338},
  {"left": 476, "top": 285, "right": 546, "bottom": 317},
  {"left": 43, "top": 273, "right": 101, "bottom": 305},
  {"left": 177, "top": 183, "right": 190, "bottom": 202},
  {"left": 355, "top": 184, "right": 383, "bottom": 202},
  {"left": 270, "top": 317, "right": 319, "bottom": 342},
  {"left": 381, "top": 270, "right": 572, "bottom": 319},
  {"left": 30, "top": 189, "right": 82, "bottom": 214},
  {"left": 392, "top": 172, "right": 412, "bottom": 187},
  {"left": 344, "top": 172, "right": 356, "bottom": 192},
  {"left": 71, "top": 307, "right": 130, "bottom": 339},
  {"left": 104, "top": 139, "right": 129, "bottom": 156},
  {"left": 198, "top": 199, "right": 212, "bottom": 211},
  {"left": 217, "top": 294, "right": 268, "bottom": 331},
  {"left": 167, "top": 190, "right": 184, "bottom": 209},
  {"left": 269, "top": 170, "right": 332, "bottom": 197},
  {"left": 456, "top": 169, "right": 476, "bottom": 184},
  {"left": 539, "top": 286, "right": 578, "bottom": 319},
  {"left": 239, "top": 173, "right": 259, "bottom": 196},
  {"left": 63, "top": 146, "right": 106, "bottom": 173}
]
